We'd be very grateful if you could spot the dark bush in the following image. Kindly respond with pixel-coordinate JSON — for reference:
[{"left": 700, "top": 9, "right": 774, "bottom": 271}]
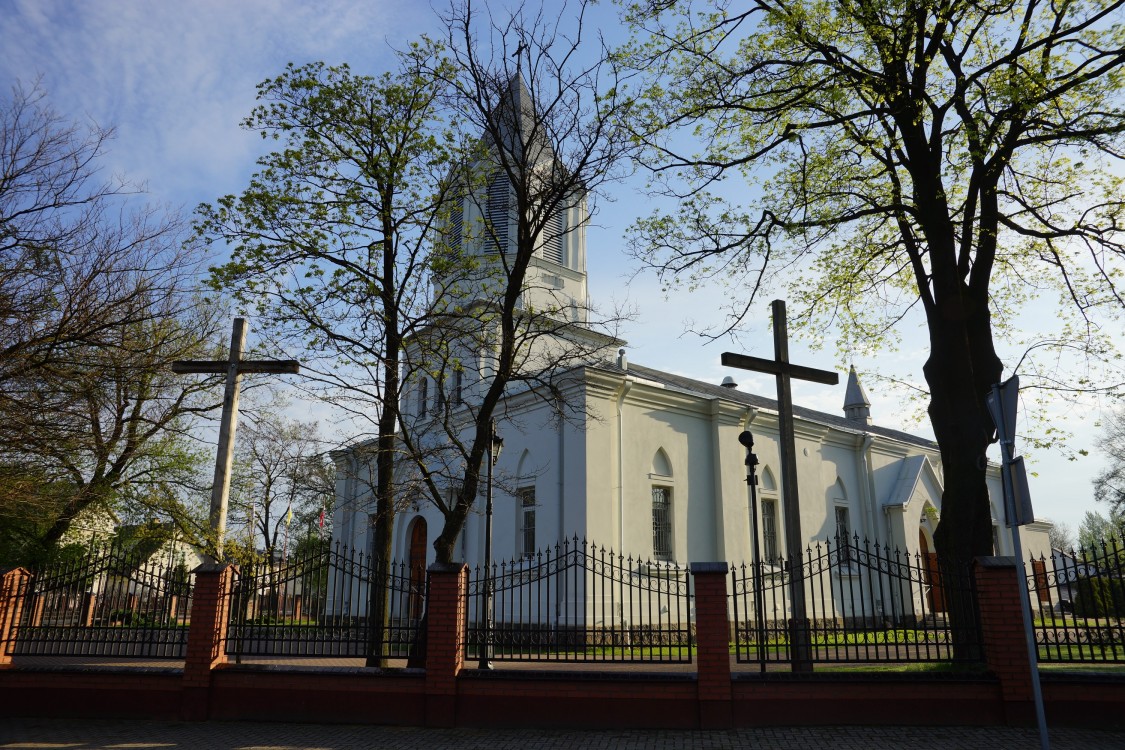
[{"left": 1072, "top": 576, "right": 1125, "bottom": 618}]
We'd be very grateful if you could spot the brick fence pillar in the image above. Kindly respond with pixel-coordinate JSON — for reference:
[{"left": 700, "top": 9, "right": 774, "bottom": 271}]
[
  {"left": 181, "top": 560, "right": 237, "bottom": 721},
  {"left": 974, "top": 556, "right": 1034, "bottom": 725},
  {"left": 0, "top": 568, "right": 31, "bottom": 668},
  {"left": 691, "top": 562, "right": 732, "bottom": 728},
  {"left": 424, "top": 562, "right": 468, "bottom": 728}
]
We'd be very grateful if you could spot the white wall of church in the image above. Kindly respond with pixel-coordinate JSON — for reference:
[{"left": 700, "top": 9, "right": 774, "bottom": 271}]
[{"left": 334, "top": 363, "right": 1054, "bottom": 580}]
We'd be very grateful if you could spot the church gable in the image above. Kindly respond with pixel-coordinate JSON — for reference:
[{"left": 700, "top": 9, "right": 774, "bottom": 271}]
[{"left": 883, "top": 455, "right": 944, "bottom": 515}]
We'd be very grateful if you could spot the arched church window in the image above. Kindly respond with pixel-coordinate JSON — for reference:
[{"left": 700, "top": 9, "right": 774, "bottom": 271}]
[
  {"left": 758, "top": 466, "right": 779, "bottom": 563},
  {"left": 652, "top": 486, "right": 672, "bottom": 561},
  {"left": 518, "top": 486, "right": 536, "bottom": 559},
  {"left": 649, "top": 448, "right": 673, "bottom": 561},
  {"left": 515, "top": 450, "right": 536, "bottom": 559},
  {"left": 831, "top": 479, "right": 852, "bottom": 563}
]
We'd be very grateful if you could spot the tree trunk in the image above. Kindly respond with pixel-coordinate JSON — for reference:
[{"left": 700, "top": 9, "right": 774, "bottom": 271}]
[
  {"left": 923, "top": 286, "right": 1001, "bottom": 660},
  {"left": 367, "top": 264, "right": 400, "bottom": 668}
]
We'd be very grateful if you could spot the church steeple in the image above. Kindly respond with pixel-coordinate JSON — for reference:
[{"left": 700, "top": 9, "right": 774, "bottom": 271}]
[
  {"left": 437, "top": 74, "right": 589, "bottom": 323},
  {"left": 843, "top": 365, "right": 872, "bottom": 425}
]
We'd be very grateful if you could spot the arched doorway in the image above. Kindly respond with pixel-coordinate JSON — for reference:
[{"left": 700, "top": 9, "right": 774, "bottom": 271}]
[
  {"left": 919, "top": 529, "right": 945, "bottom": 613},
  {"left": 407, "top": 517, "right": 427, "bottom": 620}
]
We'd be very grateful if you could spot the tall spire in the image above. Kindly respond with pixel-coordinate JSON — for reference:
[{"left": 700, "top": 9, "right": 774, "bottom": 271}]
[{"left": 843, "top": 365, "right": 872, "bottom": 425}]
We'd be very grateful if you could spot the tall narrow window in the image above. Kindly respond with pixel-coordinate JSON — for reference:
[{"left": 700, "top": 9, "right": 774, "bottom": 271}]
[
  {"left": 447, "top": 194, "right": 464, "bottom": 254},
  {"left": 835, "top": 506, "right": 852, "bottom": 563},
  {"left": 486, "top": 170, "right": 510, "bottom": 254},
  {"left": 518, "top": 487, "right": 536, "bottom": 559},
  {"left": 652, "top": 487, "right": 672, "bottom": 561},
  {"left": 436, "top": 374, "right": 446, "bottom": 412},
  {"left": 451, "top": 370, "right": 463, "bottom": 405},
  {"left": 761, "top": 499, "right": 778, "bottom": 563},
  {"left": 417, "top": 377, "right": 428, "bottom": 416},
  {"left": 540, "top": 211, "right": 565, "bottom": 264}
]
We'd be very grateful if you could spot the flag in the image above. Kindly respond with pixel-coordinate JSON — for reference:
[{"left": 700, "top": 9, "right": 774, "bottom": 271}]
[
  {"left": 318, "top": 509, "right": 325, "bottom": 528},
  {"left": 285, "top": 505, "right": 293, "bottom": 526}
]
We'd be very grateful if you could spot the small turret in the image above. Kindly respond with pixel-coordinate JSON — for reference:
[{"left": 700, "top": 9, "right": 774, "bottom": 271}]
[{"left": 843, "top": 365, "right": 872, "bottom": 425}]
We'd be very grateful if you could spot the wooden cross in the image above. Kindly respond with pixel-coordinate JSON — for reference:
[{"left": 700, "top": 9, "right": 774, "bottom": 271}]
[
  {"left": 722, "top": 299, "right": 838, "bottom": 672},
  {"left": 172, "top": 317, "right": 300, "bottom": 557}
]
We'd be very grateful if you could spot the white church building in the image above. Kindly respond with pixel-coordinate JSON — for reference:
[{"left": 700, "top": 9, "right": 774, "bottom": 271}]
[
  {"left": 330, "top": 78, "right": 1052, "bottom": 603},
  {"left": 333, "top": 355, "right": 1052, "bottom": 573}
]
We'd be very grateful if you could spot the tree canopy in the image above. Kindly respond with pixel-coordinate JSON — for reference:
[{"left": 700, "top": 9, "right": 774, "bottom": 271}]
[
  {"left": 0, "top": 82, "right": 223, "bottom": 566},
  {"left": 620, "top": 0, "right": 1125, "bottom": 570}
]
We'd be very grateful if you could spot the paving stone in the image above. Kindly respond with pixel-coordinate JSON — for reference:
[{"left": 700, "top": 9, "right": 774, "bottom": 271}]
[{"left": 1, "top": 719, "right": 1124, "bottom": 750}]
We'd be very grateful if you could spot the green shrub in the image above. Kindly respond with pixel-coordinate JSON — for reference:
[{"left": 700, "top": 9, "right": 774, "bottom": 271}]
[{"left": 1072, "top": 576, "right": 1125, "bottom": 618}]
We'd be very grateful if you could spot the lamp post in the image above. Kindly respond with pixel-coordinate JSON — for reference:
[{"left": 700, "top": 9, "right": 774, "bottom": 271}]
[
  {"left": 739, "top": 430, "right": 768, "bottom": 673},
  {"left": 479, "top": 419, "right": 503, "bottom": 670}
]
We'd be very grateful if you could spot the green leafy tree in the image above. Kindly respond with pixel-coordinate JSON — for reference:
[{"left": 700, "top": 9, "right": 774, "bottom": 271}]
[
  {"left": 1078, "top": 508, "right": 1125, "bottom": 549},
  {"left": 198, "top": 46, "right": 460, "bottom": 664},
  {"left": 620, "top": 1, "right": 1125, "bottom": 591}
]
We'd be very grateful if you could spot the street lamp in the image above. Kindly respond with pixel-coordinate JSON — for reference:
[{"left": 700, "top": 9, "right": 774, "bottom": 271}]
[
  {"left": 739, "top": 430, "right": 768, "bottom": 673},
  {"left": 479, "top": 419, "right": 503, "bottom": 670}
]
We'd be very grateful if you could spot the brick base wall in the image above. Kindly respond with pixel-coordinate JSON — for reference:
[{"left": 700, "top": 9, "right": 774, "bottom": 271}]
[
  {"left": 2, "top": 666, "right": 1122, "bottom": 728},
  {"left": 2, "top": 555, "right": 1124, "bottom": 728}
]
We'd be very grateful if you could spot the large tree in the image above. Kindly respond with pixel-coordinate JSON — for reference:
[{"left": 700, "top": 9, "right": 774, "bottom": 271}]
[
  {"left": 0, "top": 81, "right": 223, "bottom": 565},
  {"left": 198, "top": 46, "right": 460, "bottom": 664},
  {"left": 620, "top": 1, "right": 1125, "bottom": 579}
]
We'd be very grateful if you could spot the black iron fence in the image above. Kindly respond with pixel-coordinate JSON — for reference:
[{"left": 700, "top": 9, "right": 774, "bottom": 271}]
[
  {"left": 7, "top": 542, "right": 194, "bottom": 658},
  {"left": 226, "top": 542, "right": 425, "bottom": 660},
  {"left": 1027, "top": 537, "right": 1124, "bottom": 664},
  {"left": 731, "top": 535, "right": 980, "bottom": 668},
  {"left": 465, "top": 537, "right": 693, "bottom": 664}
]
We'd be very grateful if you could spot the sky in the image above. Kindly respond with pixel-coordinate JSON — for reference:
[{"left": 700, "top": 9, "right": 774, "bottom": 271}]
[{"left": 0, "top": 0, "right": 1116, "bottom": 538}]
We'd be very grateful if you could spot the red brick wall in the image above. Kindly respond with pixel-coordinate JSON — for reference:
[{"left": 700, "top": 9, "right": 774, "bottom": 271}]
[
  {"left": 692, "top": 563, "right": 733, "bottom": 727},
  {"left": 974, "top": 556, "right": 1035, "bottom": 723}
]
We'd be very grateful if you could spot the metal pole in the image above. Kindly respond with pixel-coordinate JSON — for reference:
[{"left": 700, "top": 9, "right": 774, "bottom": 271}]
[
  {"left": 740, "top": 431, "right": 768, "bottom": 673},
  {"left": 479, "top": 419, "right": 498, "bottom": 670},
  {"left": 994, "top": 384, "right": 1049, "bottom": 750}
]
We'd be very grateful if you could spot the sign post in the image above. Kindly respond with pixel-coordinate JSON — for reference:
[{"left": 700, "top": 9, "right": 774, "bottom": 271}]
[{"left": 986, "top": 375, "right": 1049, "bottom": 750}]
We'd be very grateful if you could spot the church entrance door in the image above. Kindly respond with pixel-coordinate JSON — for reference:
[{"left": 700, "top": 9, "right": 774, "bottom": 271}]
[
  {"left": 408, "top": 517, "right": 427, "bottom": 620},
  {"left": 919, "top": 530, "right": 946, "bottom": 613}
]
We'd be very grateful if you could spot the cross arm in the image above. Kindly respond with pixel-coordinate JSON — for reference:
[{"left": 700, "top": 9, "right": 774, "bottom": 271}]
[
  {"left": 171, "top": 360, "right": 301, "bottom": 375},
  {"left": 721, "top": 352, "right": 839, "bottom": 386}
]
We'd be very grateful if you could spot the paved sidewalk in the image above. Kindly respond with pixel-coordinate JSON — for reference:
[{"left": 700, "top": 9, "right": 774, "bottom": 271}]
[{"left": 2, "top": 718, "right": 1124, "bottom": 750}]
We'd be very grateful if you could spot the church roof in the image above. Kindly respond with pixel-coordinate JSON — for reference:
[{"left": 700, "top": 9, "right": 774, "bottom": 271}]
[
  {"left": 884, "top": 455, "right": 934, "bottom": 508},
  {"left": 599, "top": 361, "right": 936, "bottom": 451}
]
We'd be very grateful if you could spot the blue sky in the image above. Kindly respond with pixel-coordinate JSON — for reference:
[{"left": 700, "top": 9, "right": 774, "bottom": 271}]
[{"left": 0, "top": 0, "right": 1113, "bottom": 537}]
